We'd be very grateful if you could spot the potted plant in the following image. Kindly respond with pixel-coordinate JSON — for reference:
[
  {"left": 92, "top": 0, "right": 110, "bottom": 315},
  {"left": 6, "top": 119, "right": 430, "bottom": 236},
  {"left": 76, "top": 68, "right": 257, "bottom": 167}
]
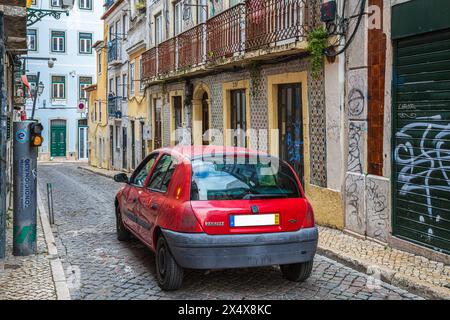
[{"left": 135, "top": 0, "right": 146, "bottom": 15}]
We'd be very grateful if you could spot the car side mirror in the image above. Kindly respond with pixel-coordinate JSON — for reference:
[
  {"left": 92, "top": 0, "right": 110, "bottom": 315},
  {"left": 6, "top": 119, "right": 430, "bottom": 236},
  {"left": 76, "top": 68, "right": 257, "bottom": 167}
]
[{"left": 114, "top": 173, "right": 129, "bottom": 183}]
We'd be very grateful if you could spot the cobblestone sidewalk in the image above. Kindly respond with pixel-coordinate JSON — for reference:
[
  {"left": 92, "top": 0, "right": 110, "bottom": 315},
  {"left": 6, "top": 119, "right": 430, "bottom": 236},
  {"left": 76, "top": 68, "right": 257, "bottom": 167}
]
[
  {"left": 318, "top": 226, "right": 450, "bottom": 300},
  {"left": 0, "top": 211, "right": 57, "bottom": 300}
]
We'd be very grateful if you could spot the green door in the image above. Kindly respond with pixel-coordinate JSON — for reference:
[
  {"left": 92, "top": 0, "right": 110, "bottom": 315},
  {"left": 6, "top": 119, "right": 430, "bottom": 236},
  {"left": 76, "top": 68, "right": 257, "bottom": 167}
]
[
  {"left": 51, "top": 120, "right": 66, "bottom": 157},
  {"left": 393, "top": 29, "right": 450, "bottom": 254}
]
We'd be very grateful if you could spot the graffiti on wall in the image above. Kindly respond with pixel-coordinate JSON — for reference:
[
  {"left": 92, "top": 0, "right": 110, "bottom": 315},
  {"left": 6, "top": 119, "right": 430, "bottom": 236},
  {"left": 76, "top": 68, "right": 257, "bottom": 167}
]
[
  {"left": 366, "top": 178, "right": 389, "bottom": 242},
  {"left": 345, "top": 173, "right": 366, "bottom": 235},
  {"left": 348, "top": 122, "right": 365, "bottom": 173},
  {"left": 394, "top": 115, "right": 450, "bottom": 238}
]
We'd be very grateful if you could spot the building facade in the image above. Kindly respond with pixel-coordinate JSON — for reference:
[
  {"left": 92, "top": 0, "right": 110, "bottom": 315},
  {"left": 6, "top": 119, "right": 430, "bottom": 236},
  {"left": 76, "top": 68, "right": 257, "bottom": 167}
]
[
  {"left": 25, "top": 0, "right": 103, "bottom": 160},
  {"left": 88, "top": 0, "right": 450, "bottom": 261}
]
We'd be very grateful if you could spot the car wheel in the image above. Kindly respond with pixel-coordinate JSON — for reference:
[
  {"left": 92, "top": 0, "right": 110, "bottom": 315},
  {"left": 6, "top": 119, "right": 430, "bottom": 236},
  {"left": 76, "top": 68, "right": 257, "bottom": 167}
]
[
  {"left": 156, "top": 236, "right": 184, "bottom": 291},
  {"left": 280, "top": 260, "right": 313, "bottom": 282},
  {"left": 116, "top": 206, "right": 131, "bottom": 241}
]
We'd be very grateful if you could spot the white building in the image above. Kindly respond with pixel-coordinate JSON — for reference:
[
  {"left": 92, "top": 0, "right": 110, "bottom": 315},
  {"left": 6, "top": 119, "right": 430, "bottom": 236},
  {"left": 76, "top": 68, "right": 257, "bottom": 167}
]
[{"left": 25, "top": 0, "right": 103, "bottom": 160}]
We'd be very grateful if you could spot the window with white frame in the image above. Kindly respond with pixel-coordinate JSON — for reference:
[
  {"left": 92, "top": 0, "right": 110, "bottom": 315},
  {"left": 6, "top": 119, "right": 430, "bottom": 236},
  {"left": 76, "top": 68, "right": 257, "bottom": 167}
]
[
  {"left": 115, "top": 76, "right": 121, "bottom": 98},
  {"left": 139, "top": 58, "right": 144, "bottom": 92},
  {"left": 51, "top": 31, "right": 66, "bottom": 53},
  {"left": 197, "top": 0, "right": 207, "bottom": 24},
  {"left": 97, "top": 51, "right": 102, "bottom": 73},
  {"left": 109, "top": 78, "right": 114, "bottom": 94},
  {"left": 51, "top": 76, "right": 66, "bottom": 100},
  {"left": 79, "top": 32, "right": 93, "bottom": 54},
  {"left": 27, "top": 29, "right": 37, "bottom": 51},
  {"left": 155, "top": 13, "right": 163, "bottom": 45},
  {"left": 130, "top": 62, "right": 135, "bottom": 94},
  {"left": 79, "top": 0, "right": 92, "bottom": 10},
  {"left": 122, "top": 74, "right": 127, "bottom": 98},
  {"left": 174, "top": 1, "right": 183, "bottom": 36},
  {"left": 79, "top": 76, "right": 92, "bottom": 100}
]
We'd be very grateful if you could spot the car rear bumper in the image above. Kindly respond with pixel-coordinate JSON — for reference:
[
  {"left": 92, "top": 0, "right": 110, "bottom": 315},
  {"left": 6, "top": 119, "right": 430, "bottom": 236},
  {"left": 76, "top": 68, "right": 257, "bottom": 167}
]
[{"left": 161, "top": 227, "right": 318, "bottom": 269}]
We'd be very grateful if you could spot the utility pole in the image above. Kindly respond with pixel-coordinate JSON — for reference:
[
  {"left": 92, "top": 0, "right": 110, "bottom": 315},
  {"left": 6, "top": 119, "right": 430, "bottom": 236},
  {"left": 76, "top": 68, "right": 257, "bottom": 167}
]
[{"left": 0, "top": 11, "right": 7, "bottom": 260}]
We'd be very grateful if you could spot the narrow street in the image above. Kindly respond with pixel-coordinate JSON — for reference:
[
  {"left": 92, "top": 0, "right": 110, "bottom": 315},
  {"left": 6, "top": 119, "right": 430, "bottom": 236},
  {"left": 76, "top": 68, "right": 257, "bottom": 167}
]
[{"left": 37, "top": 162, "right": 423, "bottom": 300}]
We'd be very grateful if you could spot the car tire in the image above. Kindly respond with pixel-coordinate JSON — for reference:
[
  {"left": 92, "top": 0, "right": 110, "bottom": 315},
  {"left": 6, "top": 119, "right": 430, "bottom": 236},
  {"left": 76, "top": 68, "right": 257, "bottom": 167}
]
[
  {"left": 280, "top": 260, "right": 313, "bottom": 282},
  {"left": 116, "top": 206, "right": 131, "bottom": 241},
  {"left": 156, "top": 236, "right": 184, "bottom": 291}
]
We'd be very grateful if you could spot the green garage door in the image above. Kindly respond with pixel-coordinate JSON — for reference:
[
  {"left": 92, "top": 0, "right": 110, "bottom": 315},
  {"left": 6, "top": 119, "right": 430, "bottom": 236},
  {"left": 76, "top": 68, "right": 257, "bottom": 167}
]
[
  {"left": 50, "top": 120, "right": 66, "bottom": 157},
  {"left": 393, "top": 29, "right": 450, "bottom": 254}
]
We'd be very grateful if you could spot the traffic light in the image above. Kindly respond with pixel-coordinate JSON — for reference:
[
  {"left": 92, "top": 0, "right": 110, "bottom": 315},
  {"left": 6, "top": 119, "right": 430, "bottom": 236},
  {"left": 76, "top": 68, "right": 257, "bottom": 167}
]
[{"left": 30, "top": 122, "right": 44, "bottom": 147}]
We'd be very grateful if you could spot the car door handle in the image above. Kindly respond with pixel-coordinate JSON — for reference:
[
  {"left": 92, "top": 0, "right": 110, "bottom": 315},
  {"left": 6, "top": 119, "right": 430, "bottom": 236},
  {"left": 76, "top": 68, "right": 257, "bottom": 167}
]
[{"left": 150, "top": 203, "right": 159, "bottom": 210}]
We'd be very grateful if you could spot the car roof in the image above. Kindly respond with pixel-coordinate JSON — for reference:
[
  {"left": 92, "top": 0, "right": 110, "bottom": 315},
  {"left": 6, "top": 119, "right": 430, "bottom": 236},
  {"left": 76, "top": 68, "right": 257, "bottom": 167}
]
[{"left": 156, "top": 146, "right": 272, "bottom": 161}]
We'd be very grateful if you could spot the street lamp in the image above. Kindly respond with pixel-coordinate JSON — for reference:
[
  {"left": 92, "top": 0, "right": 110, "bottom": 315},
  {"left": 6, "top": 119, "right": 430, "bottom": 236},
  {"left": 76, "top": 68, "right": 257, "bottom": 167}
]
[
  {"left": 37, "top": 81, "right": 45, "bottom": 96},
  {"left": 27, "top": 0, "right": 75, "bottom": 27}
]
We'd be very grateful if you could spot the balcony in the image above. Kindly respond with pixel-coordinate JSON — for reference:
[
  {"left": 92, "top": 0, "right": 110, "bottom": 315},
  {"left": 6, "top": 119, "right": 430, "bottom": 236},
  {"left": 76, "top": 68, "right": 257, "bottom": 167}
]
[
  {"left": 107, "top": 38, "right": 121, "bottom": 65},
  {"left": 142, "top": 0, "right": 310, "bottom": 82},
  {"left": 108, "top": 95, "right": 122, "bottom": 118}
]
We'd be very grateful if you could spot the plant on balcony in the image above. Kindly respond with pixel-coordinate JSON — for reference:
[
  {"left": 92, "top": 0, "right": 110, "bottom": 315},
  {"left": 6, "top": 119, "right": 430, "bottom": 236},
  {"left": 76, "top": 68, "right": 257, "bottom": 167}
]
[
  {"left": 135, "top": 0, "right": 146, "bottom": 15},
  {"left": 307, "top": 26, "right": 328, "bottom": 79}
]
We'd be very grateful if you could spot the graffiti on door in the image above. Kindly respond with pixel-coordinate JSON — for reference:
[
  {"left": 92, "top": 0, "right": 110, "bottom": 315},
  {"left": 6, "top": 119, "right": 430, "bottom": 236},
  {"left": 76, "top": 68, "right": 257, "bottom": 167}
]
[
  {"left": 286, "top": 122, "right": 303, "bottom": 163},
  {"left": 394, "top": 115, "right": 450, "bottom": 235}
]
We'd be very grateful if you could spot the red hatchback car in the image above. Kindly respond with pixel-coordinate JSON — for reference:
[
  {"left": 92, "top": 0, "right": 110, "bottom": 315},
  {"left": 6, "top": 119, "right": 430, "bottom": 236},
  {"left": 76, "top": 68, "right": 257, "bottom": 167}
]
[{"left": 114, "top": 146, "right": 318, "bottom": 290}]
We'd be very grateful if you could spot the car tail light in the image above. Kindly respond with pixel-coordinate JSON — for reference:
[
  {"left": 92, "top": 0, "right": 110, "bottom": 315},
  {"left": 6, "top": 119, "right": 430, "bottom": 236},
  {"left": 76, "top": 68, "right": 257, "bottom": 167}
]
[
  {"left": 178, "top": 204, "right": 204, "bottom": 233},
  {"left": 302, "top": 201, "right": 315, "bottom": 228}
]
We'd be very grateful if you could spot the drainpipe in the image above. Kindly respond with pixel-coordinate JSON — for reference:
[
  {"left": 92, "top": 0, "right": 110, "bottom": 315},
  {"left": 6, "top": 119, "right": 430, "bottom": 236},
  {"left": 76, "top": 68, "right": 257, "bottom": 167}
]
[
  {"left": 338, "top": 0, "right": 347, "bottom": 201},
  {"left": 0, "top": 11, "right": 7, "bottom": 260}
]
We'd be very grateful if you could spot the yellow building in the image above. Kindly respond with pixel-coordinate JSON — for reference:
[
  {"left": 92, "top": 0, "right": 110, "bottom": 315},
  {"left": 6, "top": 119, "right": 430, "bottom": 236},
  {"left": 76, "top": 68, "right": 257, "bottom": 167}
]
[{"left": 85, "top": 24, "right": 110, "bottom": 169}]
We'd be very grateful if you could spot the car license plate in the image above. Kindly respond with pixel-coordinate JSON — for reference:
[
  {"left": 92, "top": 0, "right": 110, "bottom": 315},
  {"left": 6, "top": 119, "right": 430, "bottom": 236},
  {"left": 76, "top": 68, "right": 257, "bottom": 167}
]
[{"left": 229, "top": 213, "right": 280, "bottom": 227}]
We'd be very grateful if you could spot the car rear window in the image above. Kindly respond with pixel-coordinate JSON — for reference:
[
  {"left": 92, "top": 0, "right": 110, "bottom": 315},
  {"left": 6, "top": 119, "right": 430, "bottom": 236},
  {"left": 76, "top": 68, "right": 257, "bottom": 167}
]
[{"left": 190, "top": 155, "right": 301, "bottom": 201}]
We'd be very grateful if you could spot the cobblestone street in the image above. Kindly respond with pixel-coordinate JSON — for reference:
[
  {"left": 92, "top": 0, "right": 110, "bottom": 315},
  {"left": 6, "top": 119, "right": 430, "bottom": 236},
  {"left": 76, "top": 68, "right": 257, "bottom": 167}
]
[{"left": 34, "top": 162, "right": 426, "bottom": 300}]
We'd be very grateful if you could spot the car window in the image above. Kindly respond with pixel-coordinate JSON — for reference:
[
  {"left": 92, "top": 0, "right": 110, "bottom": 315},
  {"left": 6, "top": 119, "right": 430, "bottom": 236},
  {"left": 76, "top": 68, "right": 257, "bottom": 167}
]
[
  {"left": 147, "top": 155, "right": 178, "bottom": 192},
  {"left": 130, "top": 153, "right": 158, "bottom": 187},
  {"left": 190, "top": 156, "right": 301, "bottom": 200}
]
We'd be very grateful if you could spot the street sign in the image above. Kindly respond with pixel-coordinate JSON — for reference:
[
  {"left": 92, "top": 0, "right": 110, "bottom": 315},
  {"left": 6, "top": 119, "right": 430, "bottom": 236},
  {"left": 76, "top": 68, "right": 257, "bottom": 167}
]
[{"left": 77, "top": 100, "right": 86, "bottom": 113}]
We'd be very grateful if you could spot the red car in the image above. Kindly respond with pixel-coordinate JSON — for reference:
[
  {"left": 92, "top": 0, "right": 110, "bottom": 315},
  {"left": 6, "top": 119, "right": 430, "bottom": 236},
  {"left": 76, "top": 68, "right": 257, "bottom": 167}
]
[{"left": 114, "top": 146, "right": 318, "bottom": 290}]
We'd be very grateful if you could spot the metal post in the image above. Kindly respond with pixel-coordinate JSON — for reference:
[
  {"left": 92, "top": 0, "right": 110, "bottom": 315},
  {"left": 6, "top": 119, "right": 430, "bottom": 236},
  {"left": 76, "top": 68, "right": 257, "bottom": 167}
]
[
  {"left": 30, "top": 71, "right": 40, "bottom": 120},
  {"left": 46, "top": 183, "right": 54, "bottom": 225},
  {"left": 0, "top": 11, "right": 7, "bottom": 260},
  {"left": 13, "top": 121, "right": 38, "bottom": 256}
]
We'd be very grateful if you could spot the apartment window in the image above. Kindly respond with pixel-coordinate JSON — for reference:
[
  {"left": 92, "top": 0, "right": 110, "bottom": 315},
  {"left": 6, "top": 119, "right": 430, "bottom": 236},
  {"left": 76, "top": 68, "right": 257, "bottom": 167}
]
[
  {"left": 174, "top": 1, "right": 183, "bottom": 36},
  {"left": 79, "top": 0, "right": 92, "bottom": 10},
  {"left": 27, "top": 29, "right": 37, "bottom": 51},
  {"left": 115, "top": 126, "right": 120, "bottom": 149},
  {"left": 109, "top": 78, "right": 114, "bottom": 94},
  {"left": 99, "top": 101, "right": 102, "bottom": 123},
  {"left": 122, "top": 74, "right": 127, "bottom": 98},
  {"left": 197, "top": 0, "right": 207, "bottom": 24},
  {"left": 115, "top": 76, "right": 121, "bottom": 98},
  {"left": 51, "top": 31, "right": 66, "bottom": 53},
  {"left": 51, "top": 76, "right": 66, "bottom": 100},
  {"left": 155, "top": 13, "right": 163, "bottom": 45},
  {"left": 79, "top": 76, "right": 92, "bottom": 100},
  {"left": 122, "top": 14, "right": 127, "bottom": 38},
  {"left": 79, "top": 33, "right": 93, "bottom": 54},
  {"left": 130, "top": 62, "right": 135, "bottom": 94},
  {"left": 51, "top": 0, "right": 61, "bottom": 7},
  {"left": 94, "top": 102, "right": 97, "bottom": 122},
  {"left": 97, "top": 52, "right": 102, "bottom": 73},
  {"left": 139, "top": 58, "right": 144, "bottom": 92},
  {"left": 109, "top": 25, "right": 114, "bottom": 41}
]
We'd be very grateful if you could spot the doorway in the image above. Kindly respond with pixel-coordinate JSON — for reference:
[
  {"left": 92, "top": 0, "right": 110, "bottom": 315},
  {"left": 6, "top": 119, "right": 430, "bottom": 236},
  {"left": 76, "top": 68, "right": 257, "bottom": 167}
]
[
  {"left": 50, "top": 119, "right": 66, "bottom": 157},
  {"left": 278, "top": 84, "right": 304, "bottom": 185},
  {"left": 78, "top": 119, "right": 88, "bottom": 160},
  {"left": 153, "top": 98, "right": 162, "bottom": 149}
]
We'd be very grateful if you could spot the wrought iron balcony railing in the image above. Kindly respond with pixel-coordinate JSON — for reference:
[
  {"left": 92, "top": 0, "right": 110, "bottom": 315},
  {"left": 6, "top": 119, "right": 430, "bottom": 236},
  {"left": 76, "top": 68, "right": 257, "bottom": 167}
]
[
  {"left": 142, "top": 0, "right": 310, "bottom": 81},
  {"left": 245, "top": 0, "right": 309, "bottom": 51},
  {"left": 107, "top": 38, "right": 119, "bottom": 63},
  {"left": 206, "top": 3, "right": 245, "bottom": 62},
  {"left": 108, "top": 95, "right": 122, "bottom": 118}
]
